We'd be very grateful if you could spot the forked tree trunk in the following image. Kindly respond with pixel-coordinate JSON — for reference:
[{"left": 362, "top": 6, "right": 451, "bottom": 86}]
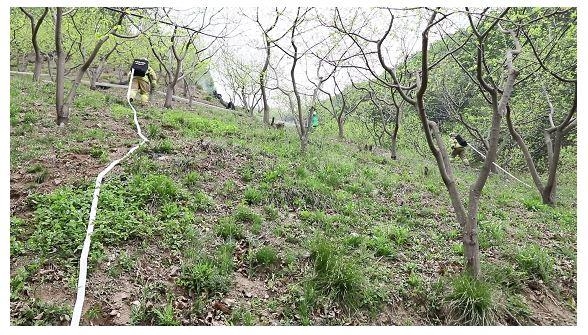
[
  {"left": 21, "top": 7, "right": 49, "bottom": 82},
  {"left": 506, "top": 89, "right": 576, "bottom": 206},
  {"left": 390, "top": 106, "right": 400, "bottom": 160}
]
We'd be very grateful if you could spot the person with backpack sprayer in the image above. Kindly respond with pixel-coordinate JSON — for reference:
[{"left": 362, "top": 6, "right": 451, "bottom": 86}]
[
  {"left": 449, "top": 133, "right": 470, "bottom": 165},
  {"left": 129, "top": 58, "right": 157, "bottom": 106}
]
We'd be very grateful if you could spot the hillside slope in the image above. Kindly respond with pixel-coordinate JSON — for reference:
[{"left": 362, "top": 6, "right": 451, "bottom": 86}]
[{"left": 9, "top": 76, "right": 577, "bottom": 326}]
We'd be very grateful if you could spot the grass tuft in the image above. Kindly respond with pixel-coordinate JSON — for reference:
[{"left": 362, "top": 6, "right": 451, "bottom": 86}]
[{"left": 445, "top": 274, "right": 500, "bottom": 326}]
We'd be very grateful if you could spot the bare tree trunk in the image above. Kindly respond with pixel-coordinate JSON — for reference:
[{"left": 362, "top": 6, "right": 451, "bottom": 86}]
[
  {"left": 390, "top": 107, "right": 400, "bottom": 160},
  {"left": 390, "top": 134, "right": 397, "bottom": 160},
  {"left": 260, "top": 39, "right": 271, "bottom": 124},
  {"left": 506, "top": 89, "right": 576, "bottom": 205},
  {"left": 55, "top": 8, "right": 67, "bottom": 126},
  {"left": 89, "top": 62, "right": 105, "bottom": 90},
  {"left": 542, "top": 131, "right": 563, "bottom": 205},
  {"left": 337, "top": 115, "right": 344, "bottom": 138},
  {"left": 47, "top": 55, "right": 54, "bottom": 82},
  {"left": 61, "top": 35, "right": 111, "bottom": 120},
  {"left": 89, "top": 43, "right": 117, "bottom": 90},
  {"left": 165, "top": 86, "right": 174, "bottom": 108}
]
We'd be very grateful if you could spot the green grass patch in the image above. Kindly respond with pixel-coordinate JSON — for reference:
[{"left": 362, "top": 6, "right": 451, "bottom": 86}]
[
  {"left": 515, "top": 244, "right": 553, "bottom": 282},
  {"left": 308, "top": 236, "right": 366, "bottom": 309}
]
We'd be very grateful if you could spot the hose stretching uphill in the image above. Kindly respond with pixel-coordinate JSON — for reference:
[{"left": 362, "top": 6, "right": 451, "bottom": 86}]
[
  {"left": 468, "top": 143, "right": 532, "bottom": 189},
  {"left": 70, "top": 69, "right": 148, "bottom": 326}
]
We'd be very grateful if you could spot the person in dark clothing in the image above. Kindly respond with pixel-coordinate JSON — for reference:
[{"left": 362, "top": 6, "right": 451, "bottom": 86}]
[{"left": 450, "top": 133, "right": 470, "bottom": 165}]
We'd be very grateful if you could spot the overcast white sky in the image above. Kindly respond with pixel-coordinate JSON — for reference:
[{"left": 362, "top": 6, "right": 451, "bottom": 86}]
[
  {"left": 194, "top": 7, "right": 433, "bottom": 112},
  {"left": 196, "top": 6, "right": 470, "bottom": 113}
]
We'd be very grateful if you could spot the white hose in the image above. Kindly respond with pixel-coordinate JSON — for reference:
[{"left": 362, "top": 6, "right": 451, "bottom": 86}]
[
  {"left": 70, "top": 69, "right": 148, "bottom": 326},
  {"left": 468, "top": 143, "right": 533, "bottom": 188}
]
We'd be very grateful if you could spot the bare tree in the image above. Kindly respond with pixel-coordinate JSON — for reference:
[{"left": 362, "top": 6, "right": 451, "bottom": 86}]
[
  {"left": 20, "top": 7, "right": 49, "bottom": 82},
  {"left": 271, "top": 8, "right": 324, "bottom": 151},
  {"left": 55, "top": 8, "right": 126, "bottom": 125},
  {"left": 149, "top": 8, "right": 225, "bottom": 108},
  {"left": 353, "top": 79, "right": 404, "bottom": 159},
  {"left": 214, "top": 47, "right": 262, "bottom": 115},
  {"left": 318, "top": 73, "right": 365, "bottom": 139},
  {"left": 87, "top": 41, "right": 120, "bottom": 90},
  {"left": 334, "top": 7, "right": 524, "bottom": 278},
  {"left": 252, "top": 8, "right": 287, "bottom": 124},
  {"left": 504, "top": 11, "right": 576, "bottom": 205}
]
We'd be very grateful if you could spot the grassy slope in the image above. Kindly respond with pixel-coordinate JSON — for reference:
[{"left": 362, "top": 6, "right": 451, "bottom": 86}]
[{"left": 9, "top": 76, "right": 577, "bottom": 325}]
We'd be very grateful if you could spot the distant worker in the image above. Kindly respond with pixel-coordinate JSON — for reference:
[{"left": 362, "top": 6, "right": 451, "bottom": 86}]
[
  {"left": 129, "top": 58, "right": 157, "bottom": 105},
  {"left": 450, "top": 133, "right": 470, "bottom": 165},
  {"left": 311, "top": 111, "right": 319, "bottom": 128}
]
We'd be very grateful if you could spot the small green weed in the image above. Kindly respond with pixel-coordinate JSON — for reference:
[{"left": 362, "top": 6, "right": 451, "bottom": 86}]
[
  {"left": 263, "top": 205, "right": 279, "bottom": 221},
  {"left": 13, "top": 300, "right": 72, "bottom": 325},
  {"left": 505, "top": 294, "right": 531, "bottom": 324},
  {"left": 153, "top": 302, "right": 180, "bottom": 326},
  {"left": 215, "top": 217, "right": 244, "bottom": 240},
  {"left": 147, "top": 124, "right": 161, "bottom": 139},
  {"left": 178, "top": 259, "right": 232, "bottom": 296},
  {"left": 244, "top": 187, "right": 263, "bottom": 205},
  {"left": 184, "top": 171, "right": 200, "bottom": 186},
  {"left": 234, "top": 205, "right": 262, "bottom": 225},
  {"left": 344, "top": 233, "right": 364, "bottom": 248},
  {"left": 26, "top": 163, "right": 50, "bottom": 184},
  {"left": 250, "top": 246, "right": 279, "bottom": 267},
  {"left": 154, "top": 138, "right": 174, "bottom": 154},
  {"left": 229, "top": 306, "right": 256, "bottom": 325},
  {"left": 522, "top": 197, "right": 549, "bottom": 212}
]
